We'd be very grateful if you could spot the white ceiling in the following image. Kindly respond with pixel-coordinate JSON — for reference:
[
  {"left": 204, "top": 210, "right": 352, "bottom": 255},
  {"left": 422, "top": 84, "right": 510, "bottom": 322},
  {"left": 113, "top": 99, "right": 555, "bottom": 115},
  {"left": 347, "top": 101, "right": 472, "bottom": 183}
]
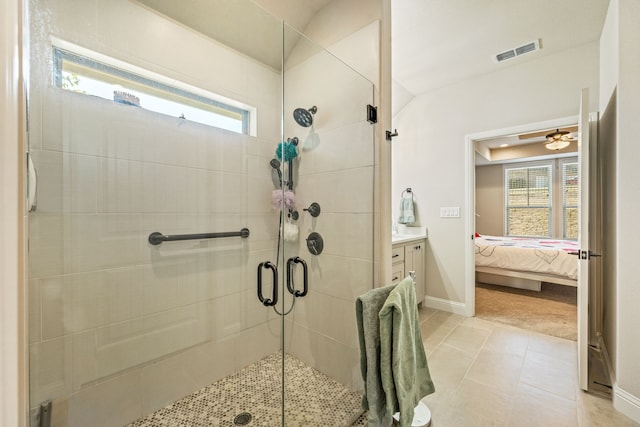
[
  {"left": 135, "top": 0, "right": 333, "bottom": 71},
  {"left": 392, "top": 0, "right": 610, "bottom": 104},
  {"left": 136, "top": 0, "right": 610, "bottom": 130}
]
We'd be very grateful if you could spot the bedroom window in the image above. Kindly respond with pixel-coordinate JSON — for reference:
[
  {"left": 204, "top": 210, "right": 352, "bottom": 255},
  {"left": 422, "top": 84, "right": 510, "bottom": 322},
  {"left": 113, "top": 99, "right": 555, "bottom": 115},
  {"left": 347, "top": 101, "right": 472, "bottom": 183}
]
[
  {"left": 52, "top": 45, "right": 254, "bottom": 135},
  {"left": 562, "top": 162, "right": 579, "bottom": 239},
  {"left": 502, "top": 158, "right": 579, "bottom": 239},
  {"left": 505, "top": 165, "right": 552, "bottom": 237}
]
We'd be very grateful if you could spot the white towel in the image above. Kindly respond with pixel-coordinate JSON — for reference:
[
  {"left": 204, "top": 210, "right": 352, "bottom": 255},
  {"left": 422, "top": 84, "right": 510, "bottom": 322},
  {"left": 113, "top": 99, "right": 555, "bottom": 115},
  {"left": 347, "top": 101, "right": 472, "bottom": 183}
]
[{"left": 397, "top": 196, "right": 415, "bottom": 224}]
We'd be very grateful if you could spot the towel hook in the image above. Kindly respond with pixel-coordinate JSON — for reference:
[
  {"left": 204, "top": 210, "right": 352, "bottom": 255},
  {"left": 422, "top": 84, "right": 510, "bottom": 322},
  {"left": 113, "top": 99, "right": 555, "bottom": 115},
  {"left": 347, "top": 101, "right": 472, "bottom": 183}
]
[{"left": 386, "top": 129, "right": 399, "bottom": 141}]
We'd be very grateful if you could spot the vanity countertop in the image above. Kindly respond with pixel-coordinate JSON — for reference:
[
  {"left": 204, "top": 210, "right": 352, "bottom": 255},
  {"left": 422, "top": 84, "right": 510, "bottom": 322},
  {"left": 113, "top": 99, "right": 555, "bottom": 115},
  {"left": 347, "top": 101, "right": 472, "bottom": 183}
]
[{"left": 392, "top": 226, "right": 428, "bottom": 244}]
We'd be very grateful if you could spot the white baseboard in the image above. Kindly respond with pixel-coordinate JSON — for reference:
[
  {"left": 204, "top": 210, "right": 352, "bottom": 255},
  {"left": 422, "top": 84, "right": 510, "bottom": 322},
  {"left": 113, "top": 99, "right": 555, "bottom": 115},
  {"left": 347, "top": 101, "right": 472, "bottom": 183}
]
[
  {"left": 423, "top": 296, "right": 468, "bottom": 316},
  {"left": 613, "top": 385, "right": 640, "bottom": 424},
  {"left": 597, "top": 336, "right": 640, "bottom": 423}
]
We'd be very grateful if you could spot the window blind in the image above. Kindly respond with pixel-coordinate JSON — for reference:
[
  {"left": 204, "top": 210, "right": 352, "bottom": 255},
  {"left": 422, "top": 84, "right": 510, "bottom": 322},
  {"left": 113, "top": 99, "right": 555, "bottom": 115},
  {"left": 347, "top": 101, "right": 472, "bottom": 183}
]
[{"left": 505, "top": 165, "right": 552, "bottom": 237}]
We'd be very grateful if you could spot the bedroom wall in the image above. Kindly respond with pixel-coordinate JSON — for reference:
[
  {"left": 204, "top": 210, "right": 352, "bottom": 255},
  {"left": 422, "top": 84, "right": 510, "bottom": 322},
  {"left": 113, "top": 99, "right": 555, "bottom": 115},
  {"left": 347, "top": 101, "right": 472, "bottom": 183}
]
[
  {"left": 392, "top": 41, "right": 600, "bottom": 305},
  {"left": 600, "top": 0, "right": 640, "bottom": 421},
  {"left": 475, "top": 164, "right": 503, "bottom": 236}
]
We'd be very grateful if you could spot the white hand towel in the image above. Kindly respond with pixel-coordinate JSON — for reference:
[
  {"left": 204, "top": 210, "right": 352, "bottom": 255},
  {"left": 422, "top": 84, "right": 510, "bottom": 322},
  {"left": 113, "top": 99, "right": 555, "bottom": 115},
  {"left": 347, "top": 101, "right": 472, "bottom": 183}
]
[{"left": 397, "top": 196, "right": 415, "bottom": 224}]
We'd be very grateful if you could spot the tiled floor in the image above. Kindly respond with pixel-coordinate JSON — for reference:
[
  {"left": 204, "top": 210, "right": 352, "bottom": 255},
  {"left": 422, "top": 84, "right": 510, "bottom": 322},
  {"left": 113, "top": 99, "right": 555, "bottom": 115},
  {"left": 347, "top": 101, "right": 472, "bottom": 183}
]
[
  {"left": 128, "top": 306, "right": 633, "bottom": 427},
  {"left": 127, "top": 353, "right": 362, "bottom": 426},
  {"left": 412, "top": 307, "right": 634, "bottom": 427}
]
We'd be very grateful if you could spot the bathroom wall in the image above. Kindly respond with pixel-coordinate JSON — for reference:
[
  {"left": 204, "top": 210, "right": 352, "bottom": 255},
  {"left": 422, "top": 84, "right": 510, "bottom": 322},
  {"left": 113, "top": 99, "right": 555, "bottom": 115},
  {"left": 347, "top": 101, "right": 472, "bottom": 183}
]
[
  {"left": 393, "top": 41, "right": 600, "bottom": 306},
  {"left": 600, "top": 0, "right": 640, "bottom": 421},
  {"left": 28, "top": 0, "right": 283, "bottom": 425}
]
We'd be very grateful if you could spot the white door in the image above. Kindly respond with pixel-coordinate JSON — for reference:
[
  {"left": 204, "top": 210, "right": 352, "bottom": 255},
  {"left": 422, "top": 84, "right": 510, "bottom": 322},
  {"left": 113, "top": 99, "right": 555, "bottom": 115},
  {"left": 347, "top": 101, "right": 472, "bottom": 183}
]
[{"left": 577, "top": 87, "right": 590, "bottom": 391}]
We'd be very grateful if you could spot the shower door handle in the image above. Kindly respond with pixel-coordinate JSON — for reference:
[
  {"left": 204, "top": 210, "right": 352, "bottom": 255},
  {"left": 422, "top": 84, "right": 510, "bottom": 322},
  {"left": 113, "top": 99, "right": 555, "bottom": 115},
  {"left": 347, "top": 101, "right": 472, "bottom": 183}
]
[
  {"left": 286, "top": 256, "right": 308, "bottom": 297},
  {"left": 257, "top": 261, "right": 278, "bottom": 306}
]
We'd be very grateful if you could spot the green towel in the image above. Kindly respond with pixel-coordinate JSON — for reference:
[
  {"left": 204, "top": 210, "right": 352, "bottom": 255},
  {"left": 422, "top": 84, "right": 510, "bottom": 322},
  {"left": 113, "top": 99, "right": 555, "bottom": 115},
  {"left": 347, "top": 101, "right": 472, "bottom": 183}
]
[
  {"left": 397, "top": 196, "right": 415, "bottom": 224},
  {"left": 379, "top": 277, "right": 435, "bottom": 427},
  {"left": 356, "top": 285, "right": 395, "bottom": 426}
]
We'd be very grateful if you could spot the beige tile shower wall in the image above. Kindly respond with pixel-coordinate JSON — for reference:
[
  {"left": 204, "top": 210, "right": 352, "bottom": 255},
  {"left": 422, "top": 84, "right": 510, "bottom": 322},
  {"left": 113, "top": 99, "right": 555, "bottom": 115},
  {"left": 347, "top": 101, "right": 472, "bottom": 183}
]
[
  {"left": 282, "top": 29, "right": 375, "bottom": 391},
  {"left": 28, "top": 0, "right": 284, "bottom": 422}
]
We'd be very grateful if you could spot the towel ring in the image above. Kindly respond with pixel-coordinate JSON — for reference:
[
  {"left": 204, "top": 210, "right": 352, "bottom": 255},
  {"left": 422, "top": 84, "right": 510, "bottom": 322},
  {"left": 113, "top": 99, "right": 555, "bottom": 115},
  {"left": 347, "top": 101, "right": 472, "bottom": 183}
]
[{"left": 401, "top": 188, "right": 414, "bottom": 198}]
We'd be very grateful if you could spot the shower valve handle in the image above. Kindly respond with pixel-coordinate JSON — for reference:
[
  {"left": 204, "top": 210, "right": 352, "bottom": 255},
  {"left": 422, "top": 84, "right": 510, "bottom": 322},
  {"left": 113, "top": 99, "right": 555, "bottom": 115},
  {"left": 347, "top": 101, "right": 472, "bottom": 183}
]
[{"left": 303, "top": 202, "right": 321, "bottom": 217}]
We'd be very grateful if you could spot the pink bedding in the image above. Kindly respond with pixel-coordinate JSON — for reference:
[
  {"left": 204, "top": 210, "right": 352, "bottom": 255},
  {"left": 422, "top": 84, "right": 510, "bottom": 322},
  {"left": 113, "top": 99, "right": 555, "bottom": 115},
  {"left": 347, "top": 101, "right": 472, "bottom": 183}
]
[{"left": 475, "top": 235, "right": 579, "bottom": 280}]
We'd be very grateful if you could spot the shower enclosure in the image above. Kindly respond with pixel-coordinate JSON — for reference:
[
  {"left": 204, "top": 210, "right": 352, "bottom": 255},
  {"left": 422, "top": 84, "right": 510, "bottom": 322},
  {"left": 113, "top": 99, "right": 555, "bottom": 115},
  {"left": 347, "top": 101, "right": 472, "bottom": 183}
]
[{"left": 27, "top": 0, "right": 375, "bottom": 426}]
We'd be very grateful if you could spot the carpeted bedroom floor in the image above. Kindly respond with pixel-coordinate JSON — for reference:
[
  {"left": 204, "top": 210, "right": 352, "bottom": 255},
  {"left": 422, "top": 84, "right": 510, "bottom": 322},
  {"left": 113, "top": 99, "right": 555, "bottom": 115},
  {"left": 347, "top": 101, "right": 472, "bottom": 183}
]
[{"left": 475, "top": 281, "right": 577, "bottom": 341}]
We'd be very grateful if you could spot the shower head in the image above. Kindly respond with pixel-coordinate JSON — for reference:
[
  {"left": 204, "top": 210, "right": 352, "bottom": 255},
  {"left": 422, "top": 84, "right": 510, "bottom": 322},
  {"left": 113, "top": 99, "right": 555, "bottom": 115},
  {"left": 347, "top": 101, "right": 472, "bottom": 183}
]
[
  {"left": 293, "top": 106, "right": 317, "bottom": 128},
  {"left": 270, "top": 158, "right": 282, "bottom": 187}
]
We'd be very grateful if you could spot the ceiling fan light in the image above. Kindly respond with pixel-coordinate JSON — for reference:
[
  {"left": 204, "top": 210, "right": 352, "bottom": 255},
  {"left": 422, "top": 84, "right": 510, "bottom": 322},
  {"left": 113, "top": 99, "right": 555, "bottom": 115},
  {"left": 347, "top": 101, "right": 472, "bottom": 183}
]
[{"left": 545, "top": 139, "right": 571, "bottom": 150}]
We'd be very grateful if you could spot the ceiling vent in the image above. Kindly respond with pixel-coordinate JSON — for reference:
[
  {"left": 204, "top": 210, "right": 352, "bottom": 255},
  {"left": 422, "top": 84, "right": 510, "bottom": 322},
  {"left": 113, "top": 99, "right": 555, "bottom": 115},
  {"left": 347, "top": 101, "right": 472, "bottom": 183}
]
[{"left": 494, "top": 39, "right": 541, "bottom": 63}]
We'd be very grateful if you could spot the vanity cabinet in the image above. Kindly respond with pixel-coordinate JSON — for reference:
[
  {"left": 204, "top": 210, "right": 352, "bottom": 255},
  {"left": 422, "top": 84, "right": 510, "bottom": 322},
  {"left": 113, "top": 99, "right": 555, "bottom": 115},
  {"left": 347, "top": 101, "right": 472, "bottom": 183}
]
[{"left": 391, "top": 239, "right": 426, "bottom": 304}]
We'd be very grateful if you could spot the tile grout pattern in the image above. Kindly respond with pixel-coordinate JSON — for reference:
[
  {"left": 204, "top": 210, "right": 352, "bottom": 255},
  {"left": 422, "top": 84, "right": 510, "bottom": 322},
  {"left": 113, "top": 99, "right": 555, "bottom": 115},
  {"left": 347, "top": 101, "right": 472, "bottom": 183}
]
[
  {"left": 404, "top": 307, "right": 634, "bottom": 427},
  {"left": 126, "top": 306, "right": 633, "bottom": 427},
  {"left": 127, "top": 352, "right": 363, "bottom": 427}
]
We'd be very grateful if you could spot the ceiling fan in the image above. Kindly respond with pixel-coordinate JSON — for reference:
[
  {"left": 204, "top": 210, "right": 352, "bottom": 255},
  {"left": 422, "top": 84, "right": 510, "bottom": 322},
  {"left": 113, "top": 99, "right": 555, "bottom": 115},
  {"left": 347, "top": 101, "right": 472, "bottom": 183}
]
[
  {"left": 544, "top": 128, "right": 574, "bottom": 150},
  {"left": 517, "top": 125, "right": 577, "bottom": 150}
]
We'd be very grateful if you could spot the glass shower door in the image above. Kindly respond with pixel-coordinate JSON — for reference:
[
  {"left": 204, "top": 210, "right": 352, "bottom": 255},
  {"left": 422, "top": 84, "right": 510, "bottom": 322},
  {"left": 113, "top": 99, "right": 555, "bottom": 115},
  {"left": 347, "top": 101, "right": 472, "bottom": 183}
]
[
  {"left": 27, "top": 1, "right": 375, "bottom": 426},
  {"left": 280, "top": 23, "right": 376, "bottom": 426},
  {"left": 27, "top": 1, "right": 286, "bottom": 425}
]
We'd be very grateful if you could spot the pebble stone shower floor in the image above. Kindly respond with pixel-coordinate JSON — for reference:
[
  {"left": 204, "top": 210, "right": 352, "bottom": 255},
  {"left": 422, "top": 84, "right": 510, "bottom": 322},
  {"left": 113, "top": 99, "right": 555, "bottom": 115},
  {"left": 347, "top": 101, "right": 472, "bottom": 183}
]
[{"left": 126, "top": 353, "right": 364, "bottom": 426}]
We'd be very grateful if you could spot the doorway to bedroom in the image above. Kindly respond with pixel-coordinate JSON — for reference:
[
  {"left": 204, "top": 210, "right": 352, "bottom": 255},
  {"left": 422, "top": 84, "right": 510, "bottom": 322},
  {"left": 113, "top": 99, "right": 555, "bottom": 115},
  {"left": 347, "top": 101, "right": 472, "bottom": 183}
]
[
  {"left": 474, "top": 131, "right": 580, "bottom": 341},
  {"left": 464, "top": 115, "right": 584, "bottom": 340},
  {"left": 465, "top": 102, "right": 608, "bottom": 395}
]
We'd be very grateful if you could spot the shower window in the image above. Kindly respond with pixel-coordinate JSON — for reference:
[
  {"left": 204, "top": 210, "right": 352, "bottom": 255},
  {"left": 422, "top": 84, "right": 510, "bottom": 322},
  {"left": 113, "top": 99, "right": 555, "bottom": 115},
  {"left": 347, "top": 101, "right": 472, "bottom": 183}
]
[{"left": 53, "top": 45, "right": 255, "bottom": 134}]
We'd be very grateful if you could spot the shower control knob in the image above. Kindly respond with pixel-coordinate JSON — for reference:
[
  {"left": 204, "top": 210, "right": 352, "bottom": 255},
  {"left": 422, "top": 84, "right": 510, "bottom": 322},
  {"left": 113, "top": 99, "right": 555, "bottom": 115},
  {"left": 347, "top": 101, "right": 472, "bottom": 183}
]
[
  {"left": 306, "top": 232, "right": 324, "bottom": 255},
  {"left": 303, "top": 202, "right": 321, "bottom": 217}
]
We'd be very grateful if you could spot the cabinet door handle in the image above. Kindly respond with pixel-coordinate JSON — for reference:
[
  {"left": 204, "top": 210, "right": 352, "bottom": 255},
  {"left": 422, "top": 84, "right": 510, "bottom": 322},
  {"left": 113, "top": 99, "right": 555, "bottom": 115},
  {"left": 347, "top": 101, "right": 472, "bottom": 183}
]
[
  {"left": 392, "top": 254, "right": 400, "bottom": 258},
  {"left": 392, "top": 276, "right": 399, "bottom": 281}
]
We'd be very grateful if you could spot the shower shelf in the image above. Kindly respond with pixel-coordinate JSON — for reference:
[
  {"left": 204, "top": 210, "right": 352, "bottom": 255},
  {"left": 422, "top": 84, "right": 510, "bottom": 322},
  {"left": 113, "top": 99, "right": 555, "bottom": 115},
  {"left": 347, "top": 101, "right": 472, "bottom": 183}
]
[{"left": 148, "top": 228, "right": 250, "bottom": 245}]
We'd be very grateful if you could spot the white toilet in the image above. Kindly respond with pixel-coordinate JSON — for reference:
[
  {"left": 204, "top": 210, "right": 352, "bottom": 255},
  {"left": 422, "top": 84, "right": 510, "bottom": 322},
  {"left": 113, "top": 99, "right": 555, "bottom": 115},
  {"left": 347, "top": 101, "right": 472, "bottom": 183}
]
[{"left": 392, "top": 401, "right": 431, "bottom": 426}]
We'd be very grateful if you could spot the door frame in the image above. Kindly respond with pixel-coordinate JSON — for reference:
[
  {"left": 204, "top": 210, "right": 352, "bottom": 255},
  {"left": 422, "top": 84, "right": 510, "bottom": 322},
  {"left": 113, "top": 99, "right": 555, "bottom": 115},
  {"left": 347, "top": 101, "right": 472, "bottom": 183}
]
[
  {"left": 1, "top": 0, "right": 28, "bottom": 425},
  {"left": 464, "top": 115, "right": 579, "bottom": 317}
]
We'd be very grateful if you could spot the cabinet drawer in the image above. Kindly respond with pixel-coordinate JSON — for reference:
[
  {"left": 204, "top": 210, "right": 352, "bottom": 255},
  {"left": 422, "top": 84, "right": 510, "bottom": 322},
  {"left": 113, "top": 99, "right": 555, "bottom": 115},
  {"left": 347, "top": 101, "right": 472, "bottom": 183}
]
[
  {"left": 391, "top": 263, "right": 405, "bottom": 285},
  {"left": 391, "top": 246, "right": 405, "bottom": 263}
]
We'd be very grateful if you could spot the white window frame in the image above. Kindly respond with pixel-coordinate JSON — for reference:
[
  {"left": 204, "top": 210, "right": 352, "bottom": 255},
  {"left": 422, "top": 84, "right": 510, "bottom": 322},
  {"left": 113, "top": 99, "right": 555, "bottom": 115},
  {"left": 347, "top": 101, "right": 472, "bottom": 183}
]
[
  {"left": 560, "top": 158, "right": 579, "bottom": 240},
  {"left": 51, "top": 38, "right": 256, "bottom": 136},
  {"left": 503, "top": 157, "right": 579, "bottom": 239},
  {"left": 504, "top": 160, "right": 553, "bottom": 238}
]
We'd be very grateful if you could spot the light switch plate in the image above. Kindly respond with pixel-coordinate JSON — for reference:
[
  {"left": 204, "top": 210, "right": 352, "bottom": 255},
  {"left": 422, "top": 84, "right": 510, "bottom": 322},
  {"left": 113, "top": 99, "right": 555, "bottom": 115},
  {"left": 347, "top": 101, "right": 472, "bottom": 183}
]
[{"left": 440, "top": 207, "right": 461, "bottom": 218}]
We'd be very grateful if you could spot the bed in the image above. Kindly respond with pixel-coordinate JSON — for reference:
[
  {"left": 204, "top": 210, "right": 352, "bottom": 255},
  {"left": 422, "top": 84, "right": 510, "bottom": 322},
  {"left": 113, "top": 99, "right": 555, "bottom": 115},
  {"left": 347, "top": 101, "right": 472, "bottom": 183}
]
[{"left": 475, "top": 235, "right": 579, "bottom": 291}]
